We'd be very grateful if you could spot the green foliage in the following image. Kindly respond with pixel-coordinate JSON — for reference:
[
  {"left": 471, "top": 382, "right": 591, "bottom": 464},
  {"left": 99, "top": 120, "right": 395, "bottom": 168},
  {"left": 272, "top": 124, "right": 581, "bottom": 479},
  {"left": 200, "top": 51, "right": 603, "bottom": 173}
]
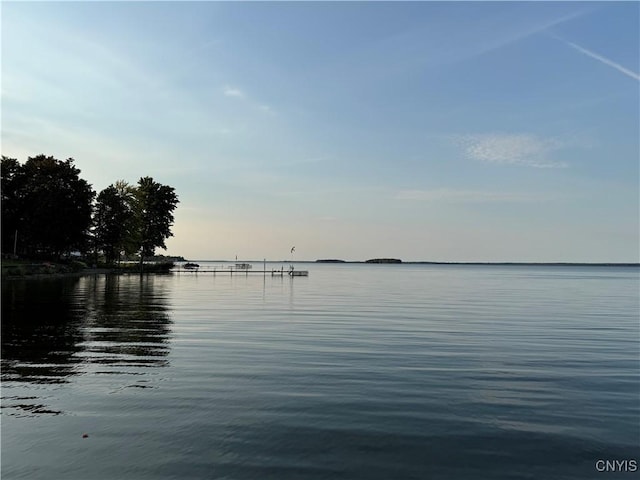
[
  {"left": 69, "top": 260, "right": 88, "bottom": 272},
  {"left": 114, "top": 261, "right": 174, "bottom": 274},
  {"left": 1, "top": 155, "right": 95, "bottom": 259},
  {"left": 94, "top": 177, "right": 179, "bottom": 267},
  {"left": 94, "top": 181, "right": 139, "bottom": 265},
  {"left": 136, "top": 176, "right": 179, "bottom": 262},
  {"left": 2, "top": 155, "right": 180, "bottom": 267},
  {"left": 1, "top": 156, "right": 26, "bottom": 254}
]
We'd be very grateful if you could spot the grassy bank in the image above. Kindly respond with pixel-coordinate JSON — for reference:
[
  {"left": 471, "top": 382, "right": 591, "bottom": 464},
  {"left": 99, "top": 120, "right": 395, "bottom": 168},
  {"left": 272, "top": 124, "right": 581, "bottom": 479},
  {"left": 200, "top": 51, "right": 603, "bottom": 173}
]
[
  {"left": 1, "top": 259, "right": 174, "bottom": 278},
  {"left": 1, "top": 258, "right": 88, "bottom": 277}
]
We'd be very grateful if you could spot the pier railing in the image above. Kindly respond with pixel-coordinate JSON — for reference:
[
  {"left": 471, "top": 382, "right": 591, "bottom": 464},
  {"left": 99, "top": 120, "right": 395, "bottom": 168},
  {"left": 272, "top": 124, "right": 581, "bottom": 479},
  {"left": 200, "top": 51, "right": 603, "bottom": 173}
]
[{"left": 173, "top": 265, "right": 308, "bottom": 276}]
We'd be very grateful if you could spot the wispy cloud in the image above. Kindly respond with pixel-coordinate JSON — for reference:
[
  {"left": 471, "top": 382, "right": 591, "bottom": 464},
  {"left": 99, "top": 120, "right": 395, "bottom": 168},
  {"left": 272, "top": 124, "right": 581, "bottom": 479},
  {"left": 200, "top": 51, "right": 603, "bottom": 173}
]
[
  {"left": 455, "top": 133, "right": 570, "bottom": 168},
  {"left": 223, "top": 86, "right": 245, "bottom": 98},
  {"left": 259, "top": 104, "right": 275, "bottom": 115},
  {"left": 552, "top": 35, "right": 640, "bottom": 82},
  {"left": 467, "top": 8, "right": 593, "bottom": 62},
  {"left": 395, "top": 188, "right": 545, "bottom": 203},
  {"left": 222, "top": 87, "right": 276, "bottom": 115}
]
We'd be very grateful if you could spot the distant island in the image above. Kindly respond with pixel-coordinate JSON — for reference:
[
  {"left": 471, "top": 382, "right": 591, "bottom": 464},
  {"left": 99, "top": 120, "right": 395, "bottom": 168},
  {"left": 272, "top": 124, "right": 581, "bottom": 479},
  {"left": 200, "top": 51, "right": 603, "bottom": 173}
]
[
  {"left": 316, "top": 259, "right": 346, "bottom": 263},
  {"left": 365, "top": 258, "right": 402, "bottom": 264}
]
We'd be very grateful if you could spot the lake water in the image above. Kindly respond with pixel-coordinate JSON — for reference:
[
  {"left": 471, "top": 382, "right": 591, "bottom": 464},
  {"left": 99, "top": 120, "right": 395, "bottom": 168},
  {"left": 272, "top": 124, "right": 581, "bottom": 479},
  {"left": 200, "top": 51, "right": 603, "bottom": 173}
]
[{"left": 2, "top": 263, "right": 638, "bottom": 479}]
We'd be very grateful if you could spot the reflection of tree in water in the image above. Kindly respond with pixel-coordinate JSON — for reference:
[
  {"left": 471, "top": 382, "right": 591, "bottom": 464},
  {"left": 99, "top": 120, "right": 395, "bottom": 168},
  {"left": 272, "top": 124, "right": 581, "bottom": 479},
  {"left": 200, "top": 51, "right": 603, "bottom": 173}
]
[
  {"left": 1, "top": 274, "right": 172, "bottom": 416},
  {"left": 80, "top": 275, "right": 172, "bottom": 370},
  {"left": 2, "top": 277, "right": 86, "bottom": 384}
]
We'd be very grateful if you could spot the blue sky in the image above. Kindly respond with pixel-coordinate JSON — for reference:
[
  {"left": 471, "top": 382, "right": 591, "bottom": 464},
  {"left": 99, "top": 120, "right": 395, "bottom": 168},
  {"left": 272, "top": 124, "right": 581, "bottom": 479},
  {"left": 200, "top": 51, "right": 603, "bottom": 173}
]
[{"left": 2, "top": 1, "right": 638, "bottom": 262}]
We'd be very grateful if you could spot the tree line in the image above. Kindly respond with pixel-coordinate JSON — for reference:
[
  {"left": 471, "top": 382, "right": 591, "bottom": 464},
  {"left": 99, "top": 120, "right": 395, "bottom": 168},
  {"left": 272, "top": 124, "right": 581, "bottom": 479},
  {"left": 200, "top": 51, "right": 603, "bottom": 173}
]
[{"left": 1, "top": 154, "right": 179, "bottom": 267}]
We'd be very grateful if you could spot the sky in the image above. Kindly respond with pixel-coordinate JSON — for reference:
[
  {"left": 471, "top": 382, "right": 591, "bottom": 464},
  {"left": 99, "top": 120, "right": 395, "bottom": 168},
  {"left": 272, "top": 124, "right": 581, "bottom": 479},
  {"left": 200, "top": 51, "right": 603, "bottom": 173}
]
[{"left": 2, "top": 1, "right": 638, "bottom": 262}]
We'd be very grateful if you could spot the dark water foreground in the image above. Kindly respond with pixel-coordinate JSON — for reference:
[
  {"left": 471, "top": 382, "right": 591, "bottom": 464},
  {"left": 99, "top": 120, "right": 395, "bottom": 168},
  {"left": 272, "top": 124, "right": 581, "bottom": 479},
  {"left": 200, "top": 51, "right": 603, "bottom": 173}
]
[{"left": 2, "top": 264, "right": 638, "bottom": 479}]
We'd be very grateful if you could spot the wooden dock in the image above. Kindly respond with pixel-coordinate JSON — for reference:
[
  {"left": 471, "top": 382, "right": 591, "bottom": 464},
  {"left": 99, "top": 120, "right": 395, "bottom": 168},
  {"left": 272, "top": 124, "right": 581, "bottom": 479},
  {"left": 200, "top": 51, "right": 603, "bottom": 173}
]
[{"left": 173, "top": 267, "right": 308, "bottom": 276}]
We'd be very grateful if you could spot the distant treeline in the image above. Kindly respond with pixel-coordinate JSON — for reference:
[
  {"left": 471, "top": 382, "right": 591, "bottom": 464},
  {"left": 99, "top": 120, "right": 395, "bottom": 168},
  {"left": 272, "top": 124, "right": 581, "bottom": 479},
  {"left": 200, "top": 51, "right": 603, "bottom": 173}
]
[
  {"left": 1, "top": 155, "right": 179, "bottom": 267},
  {"left": 315, "top": 258, "right": 403, "bottom": 263},
  {"left": 316, "top": 260, "right": 637, "bottom": 266}
]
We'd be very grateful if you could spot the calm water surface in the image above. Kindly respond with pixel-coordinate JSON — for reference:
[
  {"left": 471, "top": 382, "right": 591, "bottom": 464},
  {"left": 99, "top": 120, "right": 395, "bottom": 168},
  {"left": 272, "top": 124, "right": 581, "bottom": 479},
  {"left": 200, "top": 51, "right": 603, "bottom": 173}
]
[{"left": 2, "top": 263, "right": 638, "bottom": 479}]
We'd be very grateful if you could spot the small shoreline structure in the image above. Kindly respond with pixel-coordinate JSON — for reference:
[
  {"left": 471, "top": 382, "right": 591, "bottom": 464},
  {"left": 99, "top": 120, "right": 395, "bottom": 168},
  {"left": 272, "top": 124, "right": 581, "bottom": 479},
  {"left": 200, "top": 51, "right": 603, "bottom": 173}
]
[{"left": 174, "top": 261, "right": 309, "bottom": 277}]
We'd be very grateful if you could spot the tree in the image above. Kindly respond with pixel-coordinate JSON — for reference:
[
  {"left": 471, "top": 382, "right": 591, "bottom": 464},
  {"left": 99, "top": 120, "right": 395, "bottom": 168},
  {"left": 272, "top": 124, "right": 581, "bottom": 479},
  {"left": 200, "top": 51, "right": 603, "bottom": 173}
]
[
  {"left": 2, "top": 155, "right": 180, "bottom": 265},
  {"left": 1, "top": 156, "right": 25, "bottom": 255},
  {"left": 135, "top": 177, "right": 179, "bottom": 271},
  {"left": 1, "top": 155, "right": 95, "bottom": 259},
  {"left": 94, "top": 181, "right": 138, "bottom": 265}
]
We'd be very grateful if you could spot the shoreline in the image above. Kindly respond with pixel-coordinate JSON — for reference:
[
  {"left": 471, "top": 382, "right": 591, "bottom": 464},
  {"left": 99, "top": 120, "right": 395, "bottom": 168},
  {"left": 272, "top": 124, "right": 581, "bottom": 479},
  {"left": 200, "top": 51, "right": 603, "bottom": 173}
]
[
  {"left": 2, "top": 258, "right": 176, "bottom": 280},
  {"left": 2, "top": 262, "right": 637, "bottom": 281},
  {"left": 0, "top": 267, "right": 179, "bottom": 280},
  {"left": 2, "top": 268, "right": 114, "bottom": 281}
]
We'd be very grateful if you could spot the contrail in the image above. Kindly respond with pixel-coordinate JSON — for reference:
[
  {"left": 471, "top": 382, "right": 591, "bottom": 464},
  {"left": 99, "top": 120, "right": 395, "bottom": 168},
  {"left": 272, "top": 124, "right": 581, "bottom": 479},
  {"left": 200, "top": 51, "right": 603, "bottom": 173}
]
[{"left": 562, "top": 38, "right": 640, "bottom": 82}]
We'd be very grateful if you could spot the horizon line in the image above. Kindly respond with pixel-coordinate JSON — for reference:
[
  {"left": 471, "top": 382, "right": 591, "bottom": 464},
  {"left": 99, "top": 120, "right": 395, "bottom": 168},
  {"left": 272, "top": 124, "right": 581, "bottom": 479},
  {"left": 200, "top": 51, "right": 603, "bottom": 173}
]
[{"left": 178, "top": 259, "right": 639, "bottom": 267}]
